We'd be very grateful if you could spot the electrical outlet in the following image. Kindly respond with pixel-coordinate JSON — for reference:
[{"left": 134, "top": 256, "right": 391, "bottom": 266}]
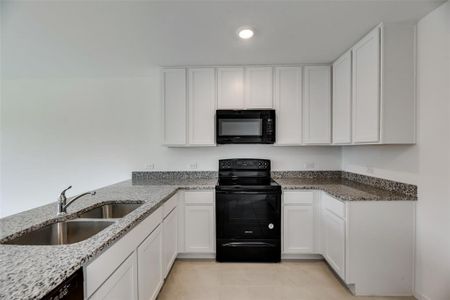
[
  {"left": 190, "top": 162, "right": 198, "bottom": 170},
  {"left": 304, "top": 162, "right": 315, "bottom": 169},
  {"left": 147, "top": 164, "right": 155, "bottom": 170}
]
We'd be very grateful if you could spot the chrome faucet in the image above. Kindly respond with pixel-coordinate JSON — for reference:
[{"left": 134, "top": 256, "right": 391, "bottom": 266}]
[{"left": 58, "top": 186, "right": 96, "bottom": 215}]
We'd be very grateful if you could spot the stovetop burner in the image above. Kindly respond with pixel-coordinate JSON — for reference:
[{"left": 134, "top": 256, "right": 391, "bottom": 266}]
[{"left": 216, "top": 159, "right": 281, "bottom": 192}]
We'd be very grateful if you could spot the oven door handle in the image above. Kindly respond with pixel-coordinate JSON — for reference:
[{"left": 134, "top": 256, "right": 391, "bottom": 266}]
[
  {"left": 216, "top": 190, "right": 278, "bottom": 194},
  {"left": 221, "top": 242, "right": 276, "bottom": 248}
]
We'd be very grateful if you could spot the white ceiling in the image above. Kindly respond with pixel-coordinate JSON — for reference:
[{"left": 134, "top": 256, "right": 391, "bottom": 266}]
[{"left": 1, "top": 0, "right": 444, "bottom": 77}]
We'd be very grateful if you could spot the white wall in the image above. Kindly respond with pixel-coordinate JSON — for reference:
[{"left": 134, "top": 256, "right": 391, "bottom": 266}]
[
  {"left": 341, "top": 145, "right": 418, "bottom": 184},
  {"left": 0, "top": 70, "right": 341, "bottom": 217},
  {"left": 414, "top": 2, "right": 450, "bottom": 299},
  {"left": 0, "top": 0, "right": 346, "bottom": 217}
]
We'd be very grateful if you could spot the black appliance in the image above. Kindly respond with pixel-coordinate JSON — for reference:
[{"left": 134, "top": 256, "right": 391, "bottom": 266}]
[
  {"left": 215, "top": 158, "right": 281, "bottom": 262},
  {"left": 42, "top": 268, "right": 84, "bottom": 300},
  {"left": 216, "top": 109, "right": 276, "bottom": 144}
]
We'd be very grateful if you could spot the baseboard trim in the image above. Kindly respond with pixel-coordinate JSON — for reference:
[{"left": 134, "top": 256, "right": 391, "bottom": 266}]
[
  {"left": 177, "top": 253, "right": 324, "bottom": 260},
  {"left": 414, "top": 290, "right": 431, "bottom": 300},
  {"left": 177, "top": 253, "right": 215, "bottom": 259},
  {"left": 282, "top": 253, "right": 324, "bottom": 260}
]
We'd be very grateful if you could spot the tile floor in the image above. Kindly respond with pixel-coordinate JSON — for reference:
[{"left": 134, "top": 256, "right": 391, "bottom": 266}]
[{"left": 157, "top": 260, "right": 415, "bottom": 300}]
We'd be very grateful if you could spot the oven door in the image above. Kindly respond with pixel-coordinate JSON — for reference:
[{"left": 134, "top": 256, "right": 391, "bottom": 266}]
[{"left": 215, "top": 190, "right": 281, "bottom": 240}]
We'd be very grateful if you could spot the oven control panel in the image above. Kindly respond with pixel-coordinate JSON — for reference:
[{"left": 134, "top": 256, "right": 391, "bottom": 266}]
[{"left": 219, "top": 159, "right": 270, "bottom": 170}]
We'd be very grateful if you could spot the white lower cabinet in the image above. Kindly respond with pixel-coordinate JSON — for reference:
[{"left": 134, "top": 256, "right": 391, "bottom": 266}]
[
  {"left": 282, "top": 191, "right": 315, "bottom": 254},
  {"left": 319, "top": 192, "right": 415, "bottom": 296},
  {"left": 138, "top": 225, "right": 163, "bottom": 300},
  {"left": 178, "top": 190, "right": 215, "bottom": 255},
  {"left": 184, "top": 204, "right": 214, "bottom": 253},
  {"left": 323, "top": 209, "right": 346, "bottom": 279},
  {"left": 85, "top": 194, "right": 180, "bottom": 300},
  {"left": 162, "top": 207, "right": 178, "bottom": 278},
  {"left": 89, "top": 252, "right": 138, "bottom": 300},
  {"left": 283, "top": 205, "right": 314, "bottom": 254}
]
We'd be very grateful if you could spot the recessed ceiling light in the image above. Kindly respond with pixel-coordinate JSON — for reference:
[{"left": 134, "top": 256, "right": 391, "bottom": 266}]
[{"left": 237, "top": 27, "right": 254, "bottom": 39}]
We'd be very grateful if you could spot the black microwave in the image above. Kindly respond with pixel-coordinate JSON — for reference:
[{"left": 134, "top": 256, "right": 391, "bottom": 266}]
[{"left": 216, "top": 109, "right": 276, "bottom": 144}]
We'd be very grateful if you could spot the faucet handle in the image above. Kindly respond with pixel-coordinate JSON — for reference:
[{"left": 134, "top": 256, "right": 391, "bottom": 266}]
[{"left": 60, "top": 186, "right": 72, "bottom": 199}]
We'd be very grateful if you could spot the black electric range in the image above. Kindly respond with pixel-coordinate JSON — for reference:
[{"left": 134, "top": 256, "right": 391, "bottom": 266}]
[{"left": 215, "top": 159, "right": 281, "bottom": 262}]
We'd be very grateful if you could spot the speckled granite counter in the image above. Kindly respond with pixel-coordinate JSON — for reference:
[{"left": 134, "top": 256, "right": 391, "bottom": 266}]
[
  {"left": 0, "top": 172, "right": 416, "bottom": 300},
  {"left": 0, "top": 179, "right": 216, "bottom": 300},
  {"left": 276, "top": 178, "right": 417, "bottom": 201}
]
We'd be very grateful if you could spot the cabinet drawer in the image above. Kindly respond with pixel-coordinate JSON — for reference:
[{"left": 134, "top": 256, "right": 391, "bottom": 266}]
[
  {"left": 184, "top": 190, "right": 214, "bottom": 205},
  {"left": 322, "top": 193, "right": 346, "bottom": 219},
  {"left": 283, "top": 191, "right": 314, "bottom": 205},
  {"left": 163, "top": 194, "right": 177, "bottom": 218}
]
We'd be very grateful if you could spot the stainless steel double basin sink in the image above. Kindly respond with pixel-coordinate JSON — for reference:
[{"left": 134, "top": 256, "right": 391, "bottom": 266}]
[{"left": 2, "top": 202, "right": 143, "bottom": 246}]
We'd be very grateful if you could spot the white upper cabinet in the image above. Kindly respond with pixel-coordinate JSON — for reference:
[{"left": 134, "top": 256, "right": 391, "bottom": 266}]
[
  {"left": 352, "top": 27, "right": 381, "bottom": 143},
  {"left": 217, "top": 67, "right": 245, "bottom": 109},
  {"left": 332, "top": 51, "right": 352, "bottom": 144},
  {"left": 349, "top": 23, "right": 416, "bottom": 144},
  {"left": 303, "top": 66, "right": 332, "bottom": 144},
  {"left": 274, "top": 67, "right": 302, "bottom": 145},
  {"left": 188, "top": 68, "right": 216, "bottom": 145},
  {"left": 162, "top": 69, "right": 187, "bottom": 146},
  {"left": 245, "top": 67, "right": 273, "bottom": 108}
]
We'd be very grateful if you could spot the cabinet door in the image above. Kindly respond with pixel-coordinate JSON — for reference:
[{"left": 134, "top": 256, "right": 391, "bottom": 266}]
[
  {"left": 185, "top": 205, "right": 215, "bottom": 253},
  {"left": 188, "top": 68, "right": 216, "bottom": 145},
  {"left": 332, "top": 51, "right": 352, "bottom": 144},
  {"left": 137, "top": 225, "right": 163, "bottom": 300},
  {"left": 303, "top": 66, "right": 331, "bottom": 144},
  {"left": 217, "top": 67, "right": 244, "bottom": 109},
  {"left": 274, "top": 67, "right": 302, "bottom": 145},
  {"left": 162, "top": 208, "right": 178, "bottom": 278},
  {"left": 89, "top": 252, "right": 138, "bottom": 300},
  {"left": 163, "top": 69, "right": 187, "bottom": 145},
  {"left": 324, "top": 210, "right": 346, "bottom": 280},
  {"left": 245, "top": 67, "right": 273, "bottom": 108},
  {"left": 352, "top": 27, "right": 380, "bottom": 143},
  {"left": 283, "top": 205, "right": 314, "bottom": 253}
]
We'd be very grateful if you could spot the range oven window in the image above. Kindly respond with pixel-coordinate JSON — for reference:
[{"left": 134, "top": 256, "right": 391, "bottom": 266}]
[{"left": 218, "top": 119, "right": 262, "bottom": 136}]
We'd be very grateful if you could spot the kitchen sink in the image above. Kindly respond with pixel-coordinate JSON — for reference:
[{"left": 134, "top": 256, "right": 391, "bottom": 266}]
[
  {"left": 77, "top": 202, "right": 143, "bottom": 219},
  {"left": 1, "top": 220, "right": 114, "bottom": 245}
]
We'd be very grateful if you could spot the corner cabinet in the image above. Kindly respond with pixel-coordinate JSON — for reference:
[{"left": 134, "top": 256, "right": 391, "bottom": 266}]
[
  {"left": 303, "top": 66, "right": 332, "bottom": 144},
  {"left": 351, "top": 27, "right": 381, "bottom": 143},
  {"left": 332, "top": 51, "right": 352, "bottom": 144},
  {"left": 333, "top": 23, "right": 416, "bottom": 145},
  {"left": 319, "top": 192, "right": 415, "bottom": 296}
]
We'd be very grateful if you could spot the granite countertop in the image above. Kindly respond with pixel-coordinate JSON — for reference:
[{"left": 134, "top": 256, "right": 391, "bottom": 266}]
[
  {"left": 0, "top": 173, "right": 415, "bottom": 299},
  {"left": 0, "top": 179, "right": 216, "bottom": 300},
  {"left": 276, "top": 177, "right": 417, "bottom": 201}
]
